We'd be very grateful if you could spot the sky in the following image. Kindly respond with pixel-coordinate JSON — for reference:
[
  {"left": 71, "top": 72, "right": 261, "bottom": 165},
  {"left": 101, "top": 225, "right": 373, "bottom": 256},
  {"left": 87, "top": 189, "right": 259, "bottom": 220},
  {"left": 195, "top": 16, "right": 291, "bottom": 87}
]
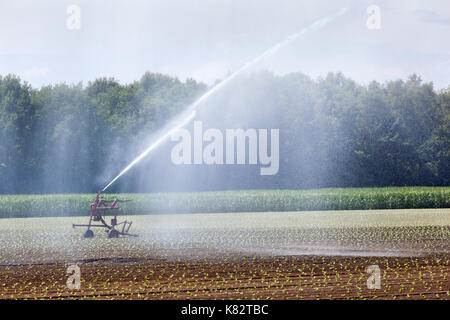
[{"left": 0, "top": 0, "right": 449, "bottom": 89}]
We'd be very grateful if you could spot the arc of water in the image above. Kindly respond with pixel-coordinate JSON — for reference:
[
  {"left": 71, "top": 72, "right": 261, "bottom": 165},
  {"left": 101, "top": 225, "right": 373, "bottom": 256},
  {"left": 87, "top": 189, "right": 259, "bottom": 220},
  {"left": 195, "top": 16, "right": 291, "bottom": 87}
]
[{"left": 102, "top": 7, "right": 349, "bottom": 192}]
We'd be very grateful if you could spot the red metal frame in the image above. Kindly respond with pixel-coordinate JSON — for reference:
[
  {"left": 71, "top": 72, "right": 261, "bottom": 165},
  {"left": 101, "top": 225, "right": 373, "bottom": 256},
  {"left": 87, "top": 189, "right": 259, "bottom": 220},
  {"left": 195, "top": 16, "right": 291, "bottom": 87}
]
[{"left": 72, "top": 189, "right": 136, "bottom": 237}]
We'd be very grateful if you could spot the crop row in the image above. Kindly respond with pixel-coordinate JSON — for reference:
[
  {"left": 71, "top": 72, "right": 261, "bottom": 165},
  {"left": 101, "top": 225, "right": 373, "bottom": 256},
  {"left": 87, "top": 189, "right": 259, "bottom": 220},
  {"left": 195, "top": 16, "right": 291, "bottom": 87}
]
[{"left": 0, "top": 187, "right": 448, "bottom": 218}]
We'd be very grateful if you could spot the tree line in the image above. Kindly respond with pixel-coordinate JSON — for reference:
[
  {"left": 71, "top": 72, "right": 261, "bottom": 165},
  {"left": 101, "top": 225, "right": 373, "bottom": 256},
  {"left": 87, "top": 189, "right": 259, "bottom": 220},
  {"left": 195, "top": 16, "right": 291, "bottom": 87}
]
[{"left": 0, "top": 71, "right": 448, "bottom": 194}]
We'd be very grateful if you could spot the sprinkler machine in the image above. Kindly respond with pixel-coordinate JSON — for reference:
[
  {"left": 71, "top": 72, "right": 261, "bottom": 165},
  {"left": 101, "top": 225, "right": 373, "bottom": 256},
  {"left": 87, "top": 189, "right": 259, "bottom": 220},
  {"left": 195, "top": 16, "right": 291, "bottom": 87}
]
[{"left": 72, "top": 189, "right": 136, "bottom": 238}]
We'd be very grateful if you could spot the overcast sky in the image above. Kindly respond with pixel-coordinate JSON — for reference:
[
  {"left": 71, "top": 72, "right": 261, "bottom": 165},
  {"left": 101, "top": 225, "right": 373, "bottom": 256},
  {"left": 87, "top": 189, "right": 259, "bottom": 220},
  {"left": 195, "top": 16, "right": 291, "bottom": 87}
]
[{"left": 1, "top": 0, "right": 449, "bottom": 88}]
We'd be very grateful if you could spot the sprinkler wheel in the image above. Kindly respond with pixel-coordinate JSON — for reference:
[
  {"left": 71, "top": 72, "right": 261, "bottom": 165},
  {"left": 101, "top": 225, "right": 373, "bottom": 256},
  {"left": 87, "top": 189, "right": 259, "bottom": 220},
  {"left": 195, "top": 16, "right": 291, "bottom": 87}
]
[
  {"left": 83, "top": 229, "right": 94, "bottom": 238},
  {"left": 108, "top": 229, "right": 120, "bottom": 238}
]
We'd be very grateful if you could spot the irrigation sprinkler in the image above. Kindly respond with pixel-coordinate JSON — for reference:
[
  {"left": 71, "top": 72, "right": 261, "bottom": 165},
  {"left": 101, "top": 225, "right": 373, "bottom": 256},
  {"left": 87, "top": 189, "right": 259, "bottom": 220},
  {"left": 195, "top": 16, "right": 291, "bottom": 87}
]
[
  {"left": 72, "top": 189, "right": 136, "bottom": 238},
  {"left": 73, "top": 7, "right": 349, "bottom": 239}
]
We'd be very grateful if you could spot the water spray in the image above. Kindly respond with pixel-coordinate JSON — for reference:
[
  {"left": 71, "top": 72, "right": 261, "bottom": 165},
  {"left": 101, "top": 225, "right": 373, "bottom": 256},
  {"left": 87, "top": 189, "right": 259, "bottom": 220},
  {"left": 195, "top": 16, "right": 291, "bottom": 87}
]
[
  {"left": 102, "top": 110, "right": 197, "bottom": 192},
  {"left": 101, "top": 7, "right": 349, "bottom": 192}
]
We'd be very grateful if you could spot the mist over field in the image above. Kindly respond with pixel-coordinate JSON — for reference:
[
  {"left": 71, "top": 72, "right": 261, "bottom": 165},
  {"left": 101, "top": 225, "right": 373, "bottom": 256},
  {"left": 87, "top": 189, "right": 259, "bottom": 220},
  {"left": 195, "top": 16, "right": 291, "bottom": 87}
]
[
  {"left": 0, "top": 0, "right": 449, "bottom": 194},
  {"left": 0, "top": 71, "right": 449, "bottom": 194}
]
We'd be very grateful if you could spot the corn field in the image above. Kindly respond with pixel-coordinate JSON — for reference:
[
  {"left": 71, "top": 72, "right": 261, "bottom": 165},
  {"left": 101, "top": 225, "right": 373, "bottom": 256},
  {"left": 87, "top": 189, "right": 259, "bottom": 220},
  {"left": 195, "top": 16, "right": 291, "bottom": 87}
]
[{"left": 0, "top": 187, "right": 448, "bottom": 218}]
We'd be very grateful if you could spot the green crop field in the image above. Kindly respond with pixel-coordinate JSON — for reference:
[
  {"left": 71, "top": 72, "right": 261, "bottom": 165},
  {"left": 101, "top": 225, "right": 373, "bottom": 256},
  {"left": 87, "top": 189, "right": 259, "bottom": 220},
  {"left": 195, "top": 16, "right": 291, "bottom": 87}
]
[
  {"left": 0, "top": 187, "right": 449, "bottom": 218},
  {"left": 1, "top": 210, "right": 449, "bottom": 265},
  {"left": 1, "top": 209, "right": 449, "bottom": 299}
]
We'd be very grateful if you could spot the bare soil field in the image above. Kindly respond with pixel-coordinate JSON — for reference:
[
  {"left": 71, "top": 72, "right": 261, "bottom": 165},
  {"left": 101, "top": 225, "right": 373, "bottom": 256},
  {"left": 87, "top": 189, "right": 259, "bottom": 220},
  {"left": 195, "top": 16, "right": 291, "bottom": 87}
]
[{"left": 1, "top": 254, "right": 449, "bottom": 300}]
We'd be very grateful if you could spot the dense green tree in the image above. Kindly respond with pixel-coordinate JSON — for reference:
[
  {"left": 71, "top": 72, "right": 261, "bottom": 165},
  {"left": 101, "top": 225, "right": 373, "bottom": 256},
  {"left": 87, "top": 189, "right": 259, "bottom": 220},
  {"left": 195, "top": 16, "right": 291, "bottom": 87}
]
[{"left": 0, "top": 71, "right": 448, "bottom": 194}]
